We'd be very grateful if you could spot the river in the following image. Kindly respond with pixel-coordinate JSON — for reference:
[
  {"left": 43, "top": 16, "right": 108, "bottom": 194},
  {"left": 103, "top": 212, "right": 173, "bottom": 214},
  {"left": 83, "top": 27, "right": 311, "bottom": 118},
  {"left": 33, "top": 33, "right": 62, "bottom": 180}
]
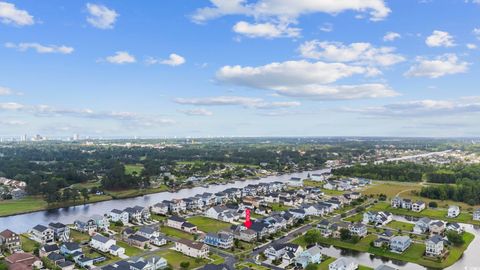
[
  {"left": 0, "top": 169, "right": 330, "bottom": 233},
  {"left": 319, "top": 215, "right": 480, "bottom": 270}
]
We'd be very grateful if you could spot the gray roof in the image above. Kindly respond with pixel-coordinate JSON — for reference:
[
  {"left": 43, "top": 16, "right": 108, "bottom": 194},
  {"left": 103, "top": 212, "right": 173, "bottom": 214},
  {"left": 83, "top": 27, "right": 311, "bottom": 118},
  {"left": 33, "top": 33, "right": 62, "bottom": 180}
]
[{"left": 92, "top": 234, "right": 111, "bottom": 244}]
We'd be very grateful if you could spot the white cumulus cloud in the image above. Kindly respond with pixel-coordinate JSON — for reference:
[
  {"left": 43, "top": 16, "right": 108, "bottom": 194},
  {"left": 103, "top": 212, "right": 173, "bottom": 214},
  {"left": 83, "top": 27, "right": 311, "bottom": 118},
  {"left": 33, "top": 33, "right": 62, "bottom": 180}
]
[
  {"left": 5, "top": 42, "right": 74, "bottom": 54},
  {"left": 383, "top": 32, "right": 401, "bottom": 42},
  {"left": 174, "top": 96, "right": 301, "bottom": 109},
  {"left": 466, "top": 43, "right": 477, "bottom": 49},
  {"left": 233, "top": 21, "right": 300, "bottom": 38},
  {"left": 425, "top": 30, "right": 455, "bottom": 47},
  {"left": 0, "top": 1, "right": 34, "bottom": 26},
  {"left": 146, "top": 54, "right": 186, "bottom": 66},
  {"left": 405, "top": 54, "right": 469, "bottom": 78},
  {"left": 178, "top": 108, "right": 213, "bottom": 116},
  {"left": 86, "top": 3, "right": 118, "bottom": 29},
  {"left": 298, "top": 41, "right": 405, "bottom": 67},
  {"left": 104, "top": 51, "right": 136, "bottom": 64}
]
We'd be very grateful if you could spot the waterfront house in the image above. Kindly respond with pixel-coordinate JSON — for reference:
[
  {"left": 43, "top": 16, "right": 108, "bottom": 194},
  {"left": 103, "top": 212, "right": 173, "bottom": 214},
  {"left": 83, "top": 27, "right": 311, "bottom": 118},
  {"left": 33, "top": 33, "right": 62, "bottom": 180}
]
[
  {"left": 447, "top": 205, "right": 460, "bottom": 218},
  {"left": 74, "top": 217, "right": 98, "bottom": 235},
  {"left": 413, "top": 217, "right": 431, "bottom": 234},
  {"left": 446, "top": 222, "right": 463, "bottom": 234},
  {"left": 30, "top": 224, "right": 54, "bottom": 244},
  {"left": 373, "top": 230, "right": 394, "bottom": 248},
  {"left": 328, "top": 257, "right": 358, "bottom": 270},
  {"left": 48, "top": 222, "right": 70, "bottom": 242},
  {"left": 294, "top": 245, "right": 322, "bottom": 268},
  {"left": 204, "top": 231, "right": 234, "bottom": 249},
  {"left": 90, "top": 234, "right": 116, "bottom": 253},
  {"left": 205, "top": 205, "right": 240, "bottom": 223},
  {"left": 151, "top": 202, "right": 169, "bottom": 215},
  {"left": 91, "top": 214, "right": 110, "bottom": 231},
  {"left": 390, "top": 236, "right": 411, "bottom": 253},
  {"left": 109, "top": 209, "right": 129, "bottom": 224},
  {"left": 425, "top": 235, "right": 444, "bottom": 257},
  {"left": 264, "top": 243, "right": 303, "bottom": 261},
  {"left": 411, "top": 201, "right": 426, "bottom": 212},
  {"left": 174, "top": 239, "right": 209, "bottom": 258},
  {"left": 0, "top": 229, "right": 21, "bottom": 253}
]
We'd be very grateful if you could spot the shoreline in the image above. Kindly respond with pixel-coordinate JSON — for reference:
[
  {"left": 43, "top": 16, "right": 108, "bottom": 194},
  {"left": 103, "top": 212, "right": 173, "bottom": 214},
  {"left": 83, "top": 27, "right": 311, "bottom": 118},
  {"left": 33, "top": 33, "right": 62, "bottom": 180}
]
[{"left": 0, "top": 169, "right": 310, "bottom": 218}]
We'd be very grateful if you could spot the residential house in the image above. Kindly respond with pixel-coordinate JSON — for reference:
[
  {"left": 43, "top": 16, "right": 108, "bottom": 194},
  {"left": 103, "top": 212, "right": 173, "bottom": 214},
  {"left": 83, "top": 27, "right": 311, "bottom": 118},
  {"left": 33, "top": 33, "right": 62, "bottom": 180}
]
[
  {"left": 429, "top": 220, "right": 445, "bottom": 235},
  {"left": 447, "top": 205, "right": 460, "bottom": 218},
  {"left": 411, "top": 201, "right": 426, "bottom": 212},
  {"left": 204, "top": 231, "right": 234, "bottom": 249},
  {"left": 328, "top": 257, "right": 358, "bottom": 270},
  {"left": 349, "top": 223, "right": 367, "bottom": 237},
  {"left": 40, "top": 244, "right": 59, "bottom": 257},
  {"left": 151, "top": 202, "right": 169, "bottom": 215},
  {"left": 413, "top": 217, "right": 431, "bottom": 234},
  {"left": 362, "top": 211, "right": 393, "bottom": 226},
  {"left": 127, "top": 234, "right": 150, "bottom": 248},
  {"left": 425, "top": 235, "right": 444, "bottom": 257},
  {"left": 401, "top": 199, "right": 412, "bottom": 210},
  {"left": 29, "top": 224, "right": 54, "bottom": 244},
  {"left": 90, "top": 234, "right": 116, "bottom": 253},
  {"left": 174, "top": 239, "right": 209, "bottom": 258},
  {"left": 264, "top": 243, "right": 303, "bottom": 263},
  {"left": 288, "top": 177, "right": 303, "bottom": 187},
  {"left": 125, "top": 205, "right": 150, "bottom": 222},
  {"left": 136, "top": 226, "right": 159, "bottom": 239},
  {"left": 228, "top": 225, "right": 257, "bottom": 242},
  {"left": 390, "top": 236, "right": 411, "bottom": 253},
  {"left": 6, "top": 253, "right": 43, "bottom": 270},
  {"left": 48, "top": 222, "right": 70, "bottom": 242},
  {"left": 374, "top": 265, "right": 398, "bottom": 270},
  {"left": 166, "top": 216, "right": 197, "bottom": 233},
  {"left": 373, "top": 230, "right": 394, "bottom": 248},
  {"left": 0, "top": 229, "right": 21, "bottom": 253},
  {"left": 391, "top": 197, "right": 403, "bottom": 208},
  {"left": 302, "top": 204, "right": 325, "bottom": 217},
  {"left": 446, "top": 222, "right": 463, "bottom": 234},
  {"left": 109, "top": 209, "right": 129, "bottom": 224},
  {"left": 60, "top": 242, "right": 82, "bottom": 255},
  {"left": 205, "top": 206, "right": 240, "bottom": 223},
  {"left": 74, "top": 217, "right": 98, "bottom": 235},
  {"left": 294, "top": 245, "right": 322, "bottom": 268},
  {"left": 473, "top": 209, "right": 480, "bottom": 221}
]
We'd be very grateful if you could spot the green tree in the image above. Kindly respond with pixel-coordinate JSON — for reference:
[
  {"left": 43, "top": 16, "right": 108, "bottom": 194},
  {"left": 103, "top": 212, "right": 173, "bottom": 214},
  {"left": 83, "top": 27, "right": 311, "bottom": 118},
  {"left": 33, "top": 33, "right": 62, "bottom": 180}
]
[
  {"left": 80, "top": 188, "right": 90, "bottom": 204},
  {"left": 304, "top": 230, "right": 321, "bottom": 245},
  {"left": 446, "top": 231, "right": 464, "bottom": 246},
  {"left": 180, "top": 261, "right": 190, "bottom": 270},
  {"left": 340, "top": 228, "right": 352, "bottom": 241}
]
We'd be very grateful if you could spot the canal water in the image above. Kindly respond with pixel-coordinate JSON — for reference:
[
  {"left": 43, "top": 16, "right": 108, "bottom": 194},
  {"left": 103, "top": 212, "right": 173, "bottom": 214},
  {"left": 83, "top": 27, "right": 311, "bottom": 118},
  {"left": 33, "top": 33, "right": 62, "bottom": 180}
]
[{"left": 0, "top": 169, "right": 330, "bottom": 232}]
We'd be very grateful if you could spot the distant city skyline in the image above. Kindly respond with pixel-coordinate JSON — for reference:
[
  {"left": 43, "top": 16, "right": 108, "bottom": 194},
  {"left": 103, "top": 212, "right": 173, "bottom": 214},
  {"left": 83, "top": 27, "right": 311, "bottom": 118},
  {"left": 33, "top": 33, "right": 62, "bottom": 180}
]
[{"left": 1, "top": 1, "right": 480, "bottom": 137}]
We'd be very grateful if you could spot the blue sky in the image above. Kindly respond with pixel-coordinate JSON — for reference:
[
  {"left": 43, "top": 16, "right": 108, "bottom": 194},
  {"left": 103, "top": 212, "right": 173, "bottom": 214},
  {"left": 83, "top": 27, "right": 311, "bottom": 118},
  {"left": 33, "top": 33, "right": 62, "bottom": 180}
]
[{"left": 0, "top": 0, "right": 479, "bottom": 138}]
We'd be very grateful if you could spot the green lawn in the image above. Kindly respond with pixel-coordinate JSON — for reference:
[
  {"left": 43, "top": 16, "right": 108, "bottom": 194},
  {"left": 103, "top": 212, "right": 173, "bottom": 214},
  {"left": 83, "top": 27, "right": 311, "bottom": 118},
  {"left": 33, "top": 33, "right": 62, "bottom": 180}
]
[
  {"left": 70, "top": 229, "right": 91, "bottom": 242},
  {"left": 344, "top": 213, "right": 363, "bottom": 222},
  {"left": 160, "top": 226, "right": 194, "bottom": 240},
  {"left": 155, "top": 250, "right": 208, "bottom": 269},
  {"left": 116, "top": 240, "right": 143, "bottom": 256},
  {"left": 236, "top": 262, "right": 270, "bottom": 270},
  {"left": 125, "top": 164, "right": 144, "bottom": 175},
  {"left": 292, "top": 229, "right": 475, "bottom": 269},
  {"left": 269, "top": 203, "right": 291, "bottom": 212},
  {"left": 384, "top": 220, "right": 414, "bottom": 232},
  {"left": 371, "top": 202, "right": 480, "bottom": 226},
  {"left": 210, "top": 253, "right": 225, "bottom": 264},
  {"left": 316, "top": 257, "right": 372, "bottom": 270},
  {"left": 187, "top": 216, "right": 231, "bottom": 233},
  {"left": 20, "top": 234, "right": 38, "bottom": 252}
]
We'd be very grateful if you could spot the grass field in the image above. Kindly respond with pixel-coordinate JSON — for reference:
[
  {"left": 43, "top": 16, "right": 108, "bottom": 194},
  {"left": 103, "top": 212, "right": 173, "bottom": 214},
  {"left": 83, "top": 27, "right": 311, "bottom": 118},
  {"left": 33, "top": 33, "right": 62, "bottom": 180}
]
[
  {"left": 316, "top": 257, "right": 372, "bottom": 270},
  {"left": 344, "top": 213, "right": 363, "bottom": 222},
  {"left": 187, "top": 216, "right": 231, "bottom": 233},
  {"left": 269, "top": 203, "right": 291, "bottom": 212},
  {"left": 70, "top": 229, "right": 91, "bottom": 242},
  {"left": 20, "top": 234, "right": 38, "bottom": 252},
  {"left": 125, "top": 164, "right": 144, "bottom": 175},
  {"left": 155, "top": 249, "right": 208, "bottom": 269},
  {"left": 384, "top": 220, "right": 414, "bottom": 231},
  {"left": 117, "top": 240, "right": 143, "bottom": 256},
  {"left": 236, "top": 262, "right": 270, "bottom": 270},
  {"left": 160, "top": 226, "right": 195, "bottom": 240},
  {"left": 292, "top": 229, "right": 475, "bottom": 269}
]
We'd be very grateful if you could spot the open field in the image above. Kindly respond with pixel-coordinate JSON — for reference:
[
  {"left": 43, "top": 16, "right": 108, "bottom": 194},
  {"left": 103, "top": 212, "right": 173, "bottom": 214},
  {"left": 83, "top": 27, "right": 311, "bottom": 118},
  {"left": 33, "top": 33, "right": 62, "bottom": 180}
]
[
  {"left": 292, "top": 229, "right": 475, "bottom": 269},
  {"left": 70, "top": 229, "right": 91, "bottom": 242},
  {"left": 187, "top": 216, "right": 231, "bottom": 233},
  {"left": 20, "top": 234, "right": 38, "bottom": 252},
  {"left": 125, "top": 164, "right": 144, "bottom": 175},
  {"left": 363, "top": 181, "right": 479, "bottom": 210},
  {"left": 269, "top": 203, "right": 291, "bottom": 212},
  {"left": 155, "top": 249, "right": 208, "bottom": 269},
  {"left": 117, "top": 240, "right": 143, "bottom": 256},
  {"left": 385, "top": 220, "right": 414, "bottom": 231},
  {"left": 344, "top": 213, "right": 363, "bottom": 222},
  {"left": 160, "top": 226, "right": 195, "bottom": 240}
]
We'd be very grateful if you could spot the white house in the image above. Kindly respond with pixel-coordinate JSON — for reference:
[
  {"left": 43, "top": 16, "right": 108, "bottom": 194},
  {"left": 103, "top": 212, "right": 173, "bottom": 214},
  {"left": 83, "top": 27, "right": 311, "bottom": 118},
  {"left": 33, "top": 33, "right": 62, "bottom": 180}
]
[
  {"left": 90, "top": 234, "right": 115, "bottom": 252},
  {"left": 447, "top": 205, "right": 460, "bottom": 218},
  {"left": 294, "top": 245, "right": 322, "bottom": 269},
  {"left": 349, "top": 223, "right": 367, "bottom": 237},
  {"left": 411, "top": 201, "right": 426, "bottom": 212},
  {"left": 329, "top": 257, "right": 358, "bottom": 270},
  {"left": 151, "top": 202, "right": 169, "bottom": 215},
  {"left": 109, "top": 209, "right": 129, "bottom": 224},
  {"left": 390, "top": 236, "right": 411, "bottom": 253},
  {"left": 287, "top": 177, "right": 304, "bottom": 187},
  {"left": 174, "top": 239, "right": 209, "bottom": 258},
  {"left": 29, "top": 225, "right": 54, "bottom": 244},
  {"left": 362, "top": 211, "right": 392, "bottom": 226},
  {"left": 425, "top": 235, "right": 444, "bottom": 257},
  {"left": 473, "top": 209, "right": 480, "bottom": 221}
]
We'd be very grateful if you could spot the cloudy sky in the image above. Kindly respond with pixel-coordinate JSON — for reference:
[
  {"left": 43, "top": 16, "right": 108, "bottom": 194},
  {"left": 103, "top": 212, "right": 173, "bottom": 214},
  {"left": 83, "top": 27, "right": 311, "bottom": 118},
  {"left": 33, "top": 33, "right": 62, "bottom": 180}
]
[{"left": 0, "top": 0, "right": 479, "bottom": 138}]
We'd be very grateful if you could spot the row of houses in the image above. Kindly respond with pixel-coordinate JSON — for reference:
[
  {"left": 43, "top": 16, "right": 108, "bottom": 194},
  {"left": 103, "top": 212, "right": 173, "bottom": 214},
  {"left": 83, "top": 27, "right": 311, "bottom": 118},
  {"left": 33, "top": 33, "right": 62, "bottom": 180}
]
[
  {"left": 29, "top": 222, "right": 71, "bottom": 245},
  {"left": 413, "top": 217, "right": 463, "bottom": 235},
  {"left": 373, "top": 229, "right": 447, "bottom": 257},
  {"left": 391, "top": 197, "right": 426, "bottom": 212}
]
